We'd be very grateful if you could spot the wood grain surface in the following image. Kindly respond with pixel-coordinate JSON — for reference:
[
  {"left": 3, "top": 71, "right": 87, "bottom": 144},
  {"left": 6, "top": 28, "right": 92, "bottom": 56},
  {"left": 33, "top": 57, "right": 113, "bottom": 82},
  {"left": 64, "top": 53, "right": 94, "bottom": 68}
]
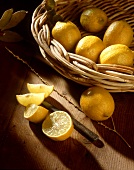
[{"left": 0, "top": 1, "right": 134, "bottom": 170}]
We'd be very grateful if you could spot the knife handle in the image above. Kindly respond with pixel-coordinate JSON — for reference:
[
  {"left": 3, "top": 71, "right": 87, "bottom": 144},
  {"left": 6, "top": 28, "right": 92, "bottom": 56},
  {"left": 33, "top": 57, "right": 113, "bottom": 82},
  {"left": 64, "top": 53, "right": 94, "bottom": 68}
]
[{"left": 42, "top": 101, "right": 99, "bottom": 142}]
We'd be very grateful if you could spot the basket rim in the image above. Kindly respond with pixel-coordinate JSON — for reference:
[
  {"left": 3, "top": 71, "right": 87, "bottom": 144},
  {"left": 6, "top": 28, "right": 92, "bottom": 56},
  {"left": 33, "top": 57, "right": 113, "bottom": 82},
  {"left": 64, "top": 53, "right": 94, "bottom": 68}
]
[{"left": 31, "top": 0, "right": 134, "bottom": 92}]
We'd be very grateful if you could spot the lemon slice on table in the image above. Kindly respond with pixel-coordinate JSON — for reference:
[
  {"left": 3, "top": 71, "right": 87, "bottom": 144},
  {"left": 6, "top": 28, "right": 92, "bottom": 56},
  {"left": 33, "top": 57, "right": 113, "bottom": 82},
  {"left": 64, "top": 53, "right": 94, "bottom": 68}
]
[
  {"left": 27, "top": 83, "right": 54, "bottom": 98},
  {"left": 42, "top": 111, "right": 74, "bottom": 141},
  {"left": 24, "top": 104, "right": 49, "bottom": 123},
  {"left": 16, "top": 93, "right": 45, "bottom": 106}
]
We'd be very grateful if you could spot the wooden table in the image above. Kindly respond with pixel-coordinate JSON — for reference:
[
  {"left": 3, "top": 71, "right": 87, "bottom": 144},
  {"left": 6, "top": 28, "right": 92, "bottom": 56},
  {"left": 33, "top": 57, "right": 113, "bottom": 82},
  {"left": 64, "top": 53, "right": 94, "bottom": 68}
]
[{"left": 0, "top": 1, "right": 134, "bottom": 169}]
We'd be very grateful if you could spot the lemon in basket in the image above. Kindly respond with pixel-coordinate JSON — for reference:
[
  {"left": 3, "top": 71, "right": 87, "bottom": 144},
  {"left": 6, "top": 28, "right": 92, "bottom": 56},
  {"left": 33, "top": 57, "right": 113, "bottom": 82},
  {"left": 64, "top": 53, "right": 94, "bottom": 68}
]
[
  {"left": 27, "top": 83, "right": 54, "bottom": 98},
  {"left": 80, "top": 7, "right": 108, "bottom": 33},
  {"left": 42, "top": 111, "right": 74, "bottom": 141},
  {"left": 16, "top": 93, "right": 45, "bottom": 106},
  {"left": 24, "top": 104, "right": 49, "bottom": 123},
  {"left": 52, "top": 21, "right": 81, "bottom": 52},
  {"left": 80, "top": 86, "right": 115, "bottom": 121},
  {"left": 99, "top": 44, "right": 134, "bottom": 66},
  {"left": 103, "top": 20, "right": 133, "bottom": 47},
  {"left": 75, "top": 35, "right": 105, "bottom": 63}
]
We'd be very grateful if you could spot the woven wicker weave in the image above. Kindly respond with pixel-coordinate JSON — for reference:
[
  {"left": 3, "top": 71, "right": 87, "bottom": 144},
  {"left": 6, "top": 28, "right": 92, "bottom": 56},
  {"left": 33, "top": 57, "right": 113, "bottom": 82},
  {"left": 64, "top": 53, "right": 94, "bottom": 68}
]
[{"left": 31, "top": 0, "right": 134, "bottom": 92}]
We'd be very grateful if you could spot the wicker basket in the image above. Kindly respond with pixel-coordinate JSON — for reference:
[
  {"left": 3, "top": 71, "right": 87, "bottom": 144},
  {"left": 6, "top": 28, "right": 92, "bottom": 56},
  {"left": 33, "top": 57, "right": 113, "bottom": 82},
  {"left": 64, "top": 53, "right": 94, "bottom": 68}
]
[{"left": 31, "top": 0, "right": 134, "bottom": 92}]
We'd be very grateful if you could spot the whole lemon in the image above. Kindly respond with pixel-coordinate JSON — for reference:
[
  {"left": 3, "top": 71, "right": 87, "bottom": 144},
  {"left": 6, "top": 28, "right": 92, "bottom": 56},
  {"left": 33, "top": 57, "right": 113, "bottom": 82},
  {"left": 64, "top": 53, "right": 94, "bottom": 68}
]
[
  {"left": 99, "top": 44, "right": 134, "bottom": 67},
  {"left": 103, "top": 20, "right": 133, "bottom": 47},
  {"left": 75, "top": 35, "right": 105, "bottom": 63},
  {"left": 80, "top": 86, "right": 115, "bottom": 121},
  {"left": 52, "top": 21, "right": 81, "bottom": 52},
  {"left": 80, "top": 7, "right": 108, "bottom": 33}
]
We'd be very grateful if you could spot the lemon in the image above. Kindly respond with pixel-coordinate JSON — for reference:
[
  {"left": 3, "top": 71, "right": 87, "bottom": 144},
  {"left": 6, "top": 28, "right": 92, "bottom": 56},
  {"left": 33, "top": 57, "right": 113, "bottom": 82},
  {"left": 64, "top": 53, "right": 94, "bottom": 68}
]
[
  {"left": 24, "top": 104, "right": 49, "bottom": 123},
  {"left": 103, "top": 20, "right": 133, "bottom": 47},
  {"left": 80, "top": 86, "right": 115, "bottom": 121},
  {"left": 99, "top": 44, "right": 134, "bottom": 66},
  {"left": 52, "top": 21, "right": 81, "bottom": 51},
  {"left": 75, "top": 35, "right": 105, "bottom": 62},
  {"left": 27, "top": 83, "right": 54, "bottom": 98},
  {"left": 16, "top": 93, "right": 45, "bottom": 106},
  {"left": 42, "top": 111, "right": 74, "bottom": 141},
  {"left": 80, "top": 7, "right": 108, "bottom": 33}
]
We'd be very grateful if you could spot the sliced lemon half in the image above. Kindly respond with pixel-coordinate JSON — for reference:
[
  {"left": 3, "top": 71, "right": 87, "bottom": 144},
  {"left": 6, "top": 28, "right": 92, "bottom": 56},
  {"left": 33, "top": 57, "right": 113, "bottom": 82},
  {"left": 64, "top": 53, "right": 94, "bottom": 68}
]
[
  {"left": 42, "top": 111, "right": 74, "bottom": 141},
  {"left": 24, "top": 104, "right": 49, "bottom": 123},
  {"left": 27, "top": 83, "right": 54, "bottom": 98},
  {"left": 16, "top": 93, "right": 45, "bottom": 106}
]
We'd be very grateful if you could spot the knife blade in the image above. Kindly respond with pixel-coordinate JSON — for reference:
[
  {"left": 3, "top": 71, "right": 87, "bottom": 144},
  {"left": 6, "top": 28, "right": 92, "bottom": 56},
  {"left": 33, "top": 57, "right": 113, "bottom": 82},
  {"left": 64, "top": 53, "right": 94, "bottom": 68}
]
[{"left": 42, "top": 101, "right": 99, "bottom": 142}]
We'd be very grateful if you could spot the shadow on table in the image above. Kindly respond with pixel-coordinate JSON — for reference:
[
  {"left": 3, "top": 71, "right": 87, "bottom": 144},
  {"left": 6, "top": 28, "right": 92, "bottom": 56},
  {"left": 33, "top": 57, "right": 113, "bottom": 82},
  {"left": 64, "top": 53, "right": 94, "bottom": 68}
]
[
  {"left": 29, "top": 95, "right": 104, "bottom": 169},
  {"left": 30, "top": 122, "right": 103, "bottom": 170},
  {"left": 91, "top": 92, "right": 134, "bottom": 160}
]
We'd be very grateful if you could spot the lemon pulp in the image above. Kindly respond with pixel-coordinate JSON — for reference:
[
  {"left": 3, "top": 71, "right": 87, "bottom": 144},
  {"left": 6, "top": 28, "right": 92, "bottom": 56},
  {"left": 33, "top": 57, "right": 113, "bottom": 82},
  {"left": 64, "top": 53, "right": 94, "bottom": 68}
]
[
  {"left": 27, "top": 83, "right": 54, "bottom": 98},
  {"left": 16, "top": 93, "right": 45, "bottom": 106},
  {"left": 24, "top": 104, "right": 49, "bottom": 123},
  {"left": 42, "top": 111, "right": 74, "bottom": 141}
]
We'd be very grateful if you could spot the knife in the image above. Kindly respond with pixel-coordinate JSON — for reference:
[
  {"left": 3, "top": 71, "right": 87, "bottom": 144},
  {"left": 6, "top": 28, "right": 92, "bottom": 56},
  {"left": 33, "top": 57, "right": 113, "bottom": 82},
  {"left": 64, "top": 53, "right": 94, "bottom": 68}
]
[{"left": 42, "top": 101, "right": 99, "bottom": 142}]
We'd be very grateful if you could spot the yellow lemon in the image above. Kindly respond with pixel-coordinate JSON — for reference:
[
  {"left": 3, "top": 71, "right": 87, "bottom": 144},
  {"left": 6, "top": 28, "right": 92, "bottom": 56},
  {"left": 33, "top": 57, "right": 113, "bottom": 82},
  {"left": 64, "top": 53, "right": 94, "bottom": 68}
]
[
  {"left": 99, "top": 44, "right": 134, "bottom": 66},
  {"left": 24, "top": 104, "right": 49, "bottom": 123},
  {"left": 103, "top": 20, "right": 133, "bottom": 47},
  {"left": 16, "top": 93, "right": 45, "bottom": 106},
  {"left": 75, "top": 35, "right": 105, "bottom": 62},
  {"left": 52, "top": 21, "right": 81, "bottom": 51},
  {"left": 27, "top": 83, "right": 54, "bottom": 98},
  {"left": 80, "top": 86, "right": 115, "bottom": 121},
  {"left": 42, "top": 111, "right": 74, "bottom": 141},
  {"left": 80, "top": 7, "right": 108, "bottom": 33}
]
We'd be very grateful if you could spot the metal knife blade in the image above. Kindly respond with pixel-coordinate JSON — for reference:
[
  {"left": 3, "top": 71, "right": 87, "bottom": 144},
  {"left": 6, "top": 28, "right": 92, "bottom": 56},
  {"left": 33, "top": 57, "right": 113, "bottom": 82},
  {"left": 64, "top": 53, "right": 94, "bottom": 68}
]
[{"left": 42, "top": 101, "right": 99, "bottom": 142}]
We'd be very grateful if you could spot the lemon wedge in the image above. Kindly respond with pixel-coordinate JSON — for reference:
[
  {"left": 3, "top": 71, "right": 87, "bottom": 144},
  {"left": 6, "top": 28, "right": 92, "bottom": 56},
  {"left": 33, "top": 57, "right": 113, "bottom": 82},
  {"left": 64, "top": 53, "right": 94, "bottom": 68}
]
[
  {"left": 27, "top": 83, "right": 54, "bottom": 98},
  {"left": 42, "top": 111, "right": 74, "bottom": 141},
  {"left": 16, "top": 93, "right": 45, "bottom": 106},
  {"left": 24, "top": 104, "right": 49, "bottom": 123}
]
